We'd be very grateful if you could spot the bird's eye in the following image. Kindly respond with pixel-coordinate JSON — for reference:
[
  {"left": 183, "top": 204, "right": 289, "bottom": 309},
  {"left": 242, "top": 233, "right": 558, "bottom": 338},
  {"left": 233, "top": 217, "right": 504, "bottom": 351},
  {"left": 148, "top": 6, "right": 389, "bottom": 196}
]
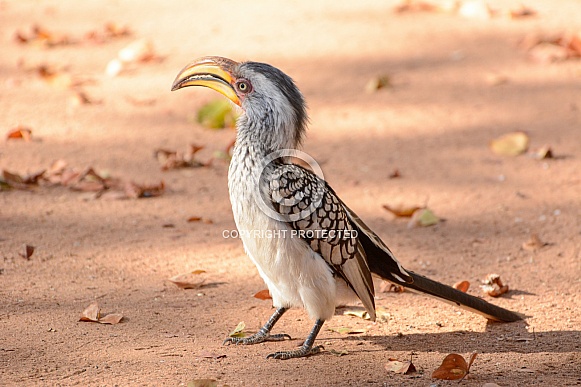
[{"left": 236, "top": 80, "right": 252, "bottom": 94}]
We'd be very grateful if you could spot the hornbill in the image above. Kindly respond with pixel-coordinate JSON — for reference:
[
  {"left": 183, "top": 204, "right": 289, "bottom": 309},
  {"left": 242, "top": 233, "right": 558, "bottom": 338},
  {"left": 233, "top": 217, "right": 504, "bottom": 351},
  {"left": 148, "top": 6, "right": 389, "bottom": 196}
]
[{"left": 171, "top": 56, "right": 522, "bottom": 360}]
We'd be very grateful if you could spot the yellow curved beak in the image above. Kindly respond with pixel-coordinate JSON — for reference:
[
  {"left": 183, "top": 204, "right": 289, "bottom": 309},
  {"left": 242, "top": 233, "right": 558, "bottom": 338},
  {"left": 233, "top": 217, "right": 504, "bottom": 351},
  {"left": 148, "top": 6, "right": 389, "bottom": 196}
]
[{"left": 171, "top": 56, "right": 241, "bottom": 106}]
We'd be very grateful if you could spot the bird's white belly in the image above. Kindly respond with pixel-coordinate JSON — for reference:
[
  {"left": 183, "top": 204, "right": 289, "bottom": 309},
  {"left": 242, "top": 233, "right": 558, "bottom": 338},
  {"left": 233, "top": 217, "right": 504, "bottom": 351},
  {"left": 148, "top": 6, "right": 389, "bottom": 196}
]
[{"left": 232, "top": 199, "right": 352, "bottom": 321}]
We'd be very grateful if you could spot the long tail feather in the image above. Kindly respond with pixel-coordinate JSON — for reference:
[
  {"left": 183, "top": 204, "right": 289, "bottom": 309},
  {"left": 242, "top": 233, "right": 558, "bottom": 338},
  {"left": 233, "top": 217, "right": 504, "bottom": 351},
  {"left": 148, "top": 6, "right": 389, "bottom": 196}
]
[
  {"left": 403, "top": 271, "right": 522, "bottom": 322},
  {"left": 343, "top": 204, "right": 522, "bottom": 322}
]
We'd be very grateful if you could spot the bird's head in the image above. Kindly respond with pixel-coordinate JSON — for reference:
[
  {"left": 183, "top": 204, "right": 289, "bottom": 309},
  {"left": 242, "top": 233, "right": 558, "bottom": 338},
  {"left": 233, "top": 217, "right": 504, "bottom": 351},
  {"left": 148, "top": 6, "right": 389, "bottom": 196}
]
[{"left": 171, "top": 56, "right": 307, "bottom": 151}]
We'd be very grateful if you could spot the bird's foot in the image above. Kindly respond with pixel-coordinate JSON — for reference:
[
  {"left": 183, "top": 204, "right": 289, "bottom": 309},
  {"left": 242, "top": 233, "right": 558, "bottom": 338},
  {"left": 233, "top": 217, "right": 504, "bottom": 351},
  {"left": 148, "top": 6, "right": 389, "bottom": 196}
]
[
  {"left": 223, "top": 328, "right": 291, "bottom": 346},
  {"left": 266, "top": 344, "right": 324, "bottom": 360}
]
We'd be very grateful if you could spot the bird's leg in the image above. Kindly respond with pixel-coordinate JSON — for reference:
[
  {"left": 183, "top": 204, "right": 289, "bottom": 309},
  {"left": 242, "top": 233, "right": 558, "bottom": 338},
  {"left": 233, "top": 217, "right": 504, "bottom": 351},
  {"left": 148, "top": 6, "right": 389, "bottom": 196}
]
[
  {"left": 266, "top": 319, "right": 325, "bottom": 360},
  {"left": 224, "top": 307, "right": 291, "bottom": 345}
]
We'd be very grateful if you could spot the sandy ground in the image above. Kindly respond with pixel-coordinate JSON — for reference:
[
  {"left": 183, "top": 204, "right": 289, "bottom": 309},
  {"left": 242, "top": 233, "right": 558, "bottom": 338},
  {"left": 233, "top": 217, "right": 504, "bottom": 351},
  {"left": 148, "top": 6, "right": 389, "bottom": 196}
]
[{"left": 1, "top": 0, "right": 580, "bottom": 386}]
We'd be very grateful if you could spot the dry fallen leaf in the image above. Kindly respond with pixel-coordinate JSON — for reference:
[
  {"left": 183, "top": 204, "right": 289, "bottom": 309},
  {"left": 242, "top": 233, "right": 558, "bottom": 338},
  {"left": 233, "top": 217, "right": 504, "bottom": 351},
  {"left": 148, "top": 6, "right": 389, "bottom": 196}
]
[
  {"left": 385, "top": 358, "right": 417, "bottom": 375},
  {"left": 453, "top": 280, "right": 470, "bottom": 293},
  {"left": 253, "top": 289, "right": 272, "bottom": 300},
  {"left": 481, "top": 274, "right": 510, "bottom": 297},
  {"left": 187, "top": 216, "right": 213, "bottom": 224},
  {"left": 530, "top": 145, "right": 554, "bottom": 160},
  {"left": 69, "top": 90, "right": 100, "bottom": 107},
  {"left": 522, "top": 233, "right": 548, "bottom": 251},
  {"left": 490, "top": 131, "right": 529, "bottom": 156},
  {"left": 6, "top": 126, "right": 32, "bottom": 141},
  {"left": 84, "top": 22, "right": 132, "bottom": 44},
  {"left": 19, "top": 244, "right": 35, "bottom": 260},
  {"left": 1, "top": 169, "right": 41, "bottom": 190},
  {"left": 342, "top": 308, "right": 370, "bottom": 320},
  {"left": 98, "top": 313, "right": 124, "bottom": 325},
  {"left": 155, "top": 145, "right": 208, "bottom": 171},
  {"left": 388, "top": 169, "right": 401, "bottom": 179},
  {"left": 3, "top": 159, "right": 165, "bottom": 200},
  {"left": 408, "top": 208, "right": 441, "bottom": 228},
  {"left": 452, "top": 281, "right": 470, "bottom": 293},
  {"left": 79, "top": 302, "right": 123, "bottom": 324},
  {"left": 522, "top": 31, "right": 581, "bottom": 63},
  {"left": 168, "top": 270, "right": 207, "bottom": 289},
  {"left": 79, "top": 302, "right": 100, "bottom": 322},
  {"left": 365, "top": 75, "right": 392, "bottom": 93},
  {"left": 229, "top": 321, "right": 246, "bottom": 338},
  {"left": 15, "top": 24, "right": 73, "bottom": 47},
  {"left": 124, "top": 180, "right": 165, "bottom": 199},
  {"left": 432, "top": 352, "right": 477, "bottom": 380},
  {"left": 382, "top": 204, "right": 422, "bottom": 218}
]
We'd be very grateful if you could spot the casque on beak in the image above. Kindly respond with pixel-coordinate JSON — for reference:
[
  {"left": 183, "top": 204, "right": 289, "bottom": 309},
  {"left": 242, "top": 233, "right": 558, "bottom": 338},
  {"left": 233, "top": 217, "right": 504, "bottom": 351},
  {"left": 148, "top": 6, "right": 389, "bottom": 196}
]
[{"left": 171, "top": 56, "right": 241, "bottom": 106}]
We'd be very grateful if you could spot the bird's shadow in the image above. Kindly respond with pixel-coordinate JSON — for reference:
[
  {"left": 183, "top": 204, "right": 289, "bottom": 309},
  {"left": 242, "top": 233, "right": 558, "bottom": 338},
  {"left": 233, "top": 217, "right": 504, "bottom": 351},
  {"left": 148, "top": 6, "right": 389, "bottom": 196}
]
[{"left": 338, "top": 320, "right": 581, "bottom": 355}]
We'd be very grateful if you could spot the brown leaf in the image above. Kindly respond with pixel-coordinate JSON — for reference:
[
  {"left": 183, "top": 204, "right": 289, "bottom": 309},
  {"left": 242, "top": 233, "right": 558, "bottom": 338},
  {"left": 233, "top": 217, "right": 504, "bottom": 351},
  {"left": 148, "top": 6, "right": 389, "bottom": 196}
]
[
  {"left": 85, "top": 22, "right": 132, "bottom": 44},
  {"left": 79, "top": 302, "right": 123, "bottom": 324},
  {"left": 365, "top": 75, "right": 392, "bottom": 93},
  {"left": 98, "top": 313, "right": 123, "bottom": 325},
  {"left": 388, "top": 169, "right": 401, "bottom": 179},
  {"left": 36, "top": 65, "right": 75, "bottom": 89},
  {"left": 342, "top": 308, "right": 370, "bottom": 320},
  {"left": 19, "top": 244, "right": 35, "bottom": 260},
  {"left": 385, "top": 358, "right": 417, "bottom": 374},
  {"left": 186, "top": 216, "right": 213, "bottom": 224},
  {"left": 169, "top": 271, "right": 207, "bottom": 289},
  {"left": 522, "top": 233, "right": 548, "bottom": 251},
  {"left": 453, "top": 280, "right": 470, "bottom": 293},
  {"left": 1, "top": 170, "right": 39, "bottom": 190},
  {"left": 155, "top": 145, "right": 207, "bottom": 171},
  {"left": 124, "top": 181, "right": 165, "bottom": 199},
  {"left": 6, "top": 126, "right": 32, "bottom": 141},
  {"left": 523, "top": 31, "right": 581, "bottom": 63},
  {"left": 79, "top": 302, "right": 100, "bottom": 322},
  {"left": 530, "top": 145, "right": 554, "bottom": 160},
  {"left": 432, "top": 352, "right": 477, "bottom": 380},
  {"left": 481, "top": 274, "right": 510, "bottom": 297},
  {"left": 382, "top": 204, "right": 422, "bottom": 218},
  {"left": 253, "top": 289, "right": 272, "bottom": 300},
  {"left": 15, "top": 24, "right": 73, "bottom": 47}
]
